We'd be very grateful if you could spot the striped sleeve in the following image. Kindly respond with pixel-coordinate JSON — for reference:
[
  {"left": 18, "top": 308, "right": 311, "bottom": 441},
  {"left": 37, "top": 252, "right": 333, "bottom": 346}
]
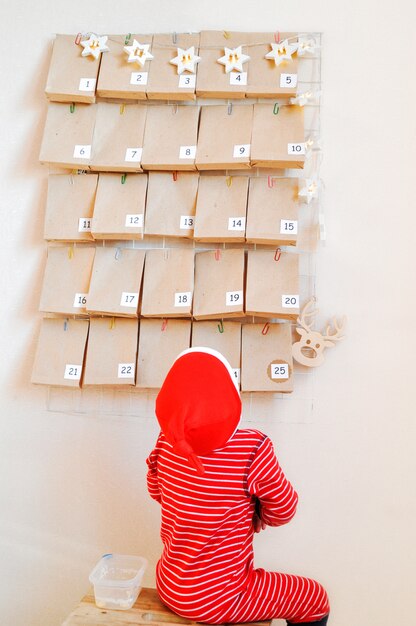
[
  {"left": 247, "top": 435, "right": 298, "bottom": 526},
  {"left": 146, "top": 437, "right": 162, "bottom": 503}
]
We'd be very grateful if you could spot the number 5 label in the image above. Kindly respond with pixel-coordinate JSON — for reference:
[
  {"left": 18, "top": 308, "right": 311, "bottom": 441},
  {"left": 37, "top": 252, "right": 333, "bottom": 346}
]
[
  {"left": 233, "top": 144, "right": 251, "bottom": 158},
  {"left": 280, "top": 74, "right": 297, "bottom": 88}
]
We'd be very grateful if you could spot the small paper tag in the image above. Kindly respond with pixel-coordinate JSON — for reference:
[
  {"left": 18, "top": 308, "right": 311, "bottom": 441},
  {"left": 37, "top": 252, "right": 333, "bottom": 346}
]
[
  {"left": 178, "top": 74, "right": 196, "bottom": 88},
  {"left": 64, "top": 364, "right": 82, "bottom": 380},
  {"left": 229, "top": 71, "right": 247, "bottom": 85},
  {"left": 78, "top": 217, "right": 92, "bottom": 232},
  {"left": 271, "top": 363, "right": 289, "bottom": 379},
  {"left": 73, "top": 293, "right": 87, "bottom": 308},
  {"left": 180, "top": 215, "right": 195, "bottom": 229},
  {"left": 73, "top": 145, "right": 91, "bottom": 159},
  {"left": 120, "top": 292, "right": 139, "bottom": 308},
  {"left": 125, "top": 214, "right": 144, "bottom": 228},
  {"left": 287, "top": 143, "right": 306, "bottom": 155},
  {"left": 232, "top": 368, "right": 241, "bottom": 385},
  {"left": 118, "top": 363, "right": 135, "bottom": 379},
  {"left": 125, "top": 147, "right": 143, "bottom": 162},
  {"left": 174, "top": 292, "right": 191, "bottom": 307},
  {"left": 79, "top": 78, "right": 96, "bottom": 92},
  {"left": 130, "top": 71, "right": 148, "bottom": 85},
  {"left": 179, "top": 145, "right": 196, "bottom": 159},
  {"left": 228, "top": 217, "right": 246, "bottom": 232},
  {"left": 280, "top": 73, "right": 298, "bottom": 88},
  {"left": 282, "top": 294, "right": 300, "bottom": 308},
  {"left": 226, "top": 290, "right": 243, "bottom": 306},
  {"left": 280, "top": 219, "right": 298, "bottom": 234},
  {"left": 233, "top": 144, "right": 250, "bottom": 158}
]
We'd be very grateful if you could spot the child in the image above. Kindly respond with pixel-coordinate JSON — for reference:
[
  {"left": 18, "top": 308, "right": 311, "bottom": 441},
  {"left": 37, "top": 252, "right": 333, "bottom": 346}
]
[{"left": 146, "top": 347, "right": 330, "bottom": 625}]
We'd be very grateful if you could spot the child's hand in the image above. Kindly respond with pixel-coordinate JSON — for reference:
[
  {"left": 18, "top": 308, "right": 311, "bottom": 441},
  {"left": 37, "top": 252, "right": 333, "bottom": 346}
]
[{"left": 253, "top": 500, "right": 266, "bottom": 533}]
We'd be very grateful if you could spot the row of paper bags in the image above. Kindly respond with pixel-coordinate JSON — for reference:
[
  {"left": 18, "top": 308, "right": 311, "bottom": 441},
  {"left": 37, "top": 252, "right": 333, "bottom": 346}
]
[
  {"left": 45, "top": 173, "right": 299, "bottom": 245},
  {"left": 31, "top": 317, "right": 295, "bottom": 392},
  {"left": 39, "top": 246, "right": 300, "bottom": 320},
  {"left": 39, "top": 101, "right": 305, "bottom": 171},
  {"left": 46, "top": 32, "right": 301, "bottom": 103}
]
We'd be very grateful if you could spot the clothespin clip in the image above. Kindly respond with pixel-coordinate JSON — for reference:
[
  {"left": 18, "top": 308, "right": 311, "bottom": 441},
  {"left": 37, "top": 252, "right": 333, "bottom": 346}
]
[
  {"left": 64, "top": 319, "right": 68, "bottom": 331},
  {"left": 125, "top": 33, "right": 132, "bottom": 45},
  {"left": 70, "top": 103, "right": 76, "bottom": 113},
  {"left": 226, "top": 176, "right": 232, "bottom": 187},
  {"left": 223, "top": 31, "right": 231, "bottom": 40},
  {"left": 217, "top": 320, "right": 224, "bottom": 333},
  {"left": 161, "top": 319, "right": 168, "bottom": 331},
  {"left": 172, "top": 171, "right": 178, "bottom": 182},
  {"left": 228, "top": 102, "right": 233, "bottom": 115},
  {"left": 172, "top": 32, "right": 177, "bottom": 44},
  {"left": 75, "top": 33, "right": 82, "bottom": 45},
  {"left": 267, "top": 175, "right": 275, "bottom": 189},
  {"left": 109, "top": 317, "right": 116, "bottom": 330},
  {"left": 115, "top": 247, "right": 121, "bottom": 260},
  {"left": 262, "top": 322, "right": 270, "bottom": 335},
  {"left": 121, "top": 174, "right": 127, "bottom": 184},
  {"left": 215, "top": 249, "right": 221, "bottom": 261},
  {"left": 119, "top": 103, "right": 125, "bottom": 115},
  {"left": 273, "top": 102, "right": 279, "bottom": 115},
  {"left": 274, "top": 247, "right": 281, "bottom": 262},
  {"left": 68, "top": 246, "right": 74, "bottom": 260},
  {"left": 274, "top": 32, "right": 281, "bottom": 44},
  {"left": 172, "top": 103, "right": 178, "bottom": 114}
]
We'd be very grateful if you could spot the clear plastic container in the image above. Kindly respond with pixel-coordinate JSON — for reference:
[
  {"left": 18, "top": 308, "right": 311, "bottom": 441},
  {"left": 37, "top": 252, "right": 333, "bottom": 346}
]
[{"left": 89, "top": 553, "right": 148, "bottom": 610}]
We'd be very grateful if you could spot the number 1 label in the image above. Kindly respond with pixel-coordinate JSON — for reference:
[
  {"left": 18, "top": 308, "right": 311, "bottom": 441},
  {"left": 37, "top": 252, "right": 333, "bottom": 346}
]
[{"left": 79, "top": 78, "right": 96, "bottom": 92}]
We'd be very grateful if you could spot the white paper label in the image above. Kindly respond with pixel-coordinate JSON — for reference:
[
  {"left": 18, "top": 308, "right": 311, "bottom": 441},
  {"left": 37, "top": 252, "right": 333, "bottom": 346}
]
[
  {"left": 130, "top": 71, "right": 148, "bottom": 85},
  {"left": 180, "top": 215, "right": 195, "bottom": 229},
  {"left": 271, "top": 363, "right": 289, "bottom": 379},
  {"left": 232, "top": 368, "right": 241, "bottom": 384},
  {"left": 179, "top": 145, "right": 196, "bottom": 159},
  {"left": 174, "top": 292, "right": 191, "bottom": 307},
  {"left": 280, "top": 219, "right": 298, "bottom": 234},
  {"left": 287, "top": 143, "right": 306, "bottom": 155},
  {"left": 125, "top": 147, "right": 143, "bottom": 162},
  {"left": 228, "top": 217, "right": 246, "bottom": 231},
  {"left": 78, "top": 217, "right": 92, "bottom": 232},
  {"left": 178, "top": 74, "right": 196, "bottom": 88},
  {"left": 73, "top": 145, "right": 91, "bottom": 159},
  {"left": 125, "top": 214, "right": 144, "bottom": 228},
  {"left": 120, "top": 292, "right": 139, "bottom": 308},
  {"left": 73, "top": 293, "right": 87, "bottom": 308},
  {"left": 118, "top": 363, "right": 135, "bottom": 379},
  {"left": 229, "top": 71, "right": 247, "bottom": 86},
  {"left": 282, "top": 294, "right": 300, "bottom": 308},
  {"left": 233, "top": 144, "right": 250, "bottom": 158},
  {"left": 79, "top": 78, "right": 96, "bottom": 92},
  {"left": 226, "top": 290, "right": 243, "bottom": 306},
  {"left": 64, "top": 364, "right": 82, "bottom": 380},
  {"left": 280, "top": 73, "right": 298, "bottom": 88}
]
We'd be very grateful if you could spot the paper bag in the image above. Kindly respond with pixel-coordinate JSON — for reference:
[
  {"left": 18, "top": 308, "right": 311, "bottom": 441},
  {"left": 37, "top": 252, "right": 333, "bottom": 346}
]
[
  {"left": 31, "top": 318, "right": 89, "bottom": 387},
  {"left": 136, "top": 318, "right": 191, "bottom": 389},
  {"left": 246, "top": 177, "right": 299, "bottom": 246},
  {"left": 44, "top": 174, "right": 98, "bottom": 242},
  {"left": 45, "top": 34, "right": 101, "bottom": 104},
  {"left": 144, "top": 172, "right": 199, "bottom": 239},
  {"left": 196, "top": 105, "right": 253, "bottom": 170},
  {"left": 141, "top": 105, "right": 200, "bottom": 171},
  {"left": 194, "top": 175, "right": 248, "bottom": 242},
  {"left": 91, "top": 173, "right": 147, "bottom": 240},
  {"left": 141, "top": 248, "right": 195, "bottom": 318},
  {"left": 83, "top": 317, "right": 139, "bottom": 386},
  {"left": 39, "top": 102, "right": 96, "bottom": 169},
  {"left": 250, "top": 103, "right": 305, "bottom": 169},
  {"left": 39, "top": 245, "right": 95, "bottom": 315},
  {"left": 97, "top": 34, "right": 153, "bottom": 99},
  {"left": 86, "top": 247, "right": 146, "bottom": 317},
  {"left": 89, "top": 103, "right": 147, "bottom": 172},
  {"left": 245, "top": 249, "right": 299, "bottom": 320},
  {"left": 146, "top": 33, "right": 200, "bottom": 101},
  {"left": 193, "top": 249, "right": 245, "bottom": 320},
  {"left": 191, "top": 320, "right": 242, "bottom": 387},
  {"left": 245, "top": 32, "right": 299, "bottom": 98},
  {"left": 241, "top": 322, "right": 293, "bottom": 392}
]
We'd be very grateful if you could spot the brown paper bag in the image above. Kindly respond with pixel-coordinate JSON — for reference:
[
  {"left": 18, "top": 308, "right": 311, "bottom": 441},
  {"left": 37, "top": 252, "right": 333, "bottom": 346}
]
[
  {"left": 191, "top": 320, "right": 242, "bottom": 387},
  {"left": 194, "top": 175, "right": 248, "bottom": 242},
  {"left": 245, "top": 249, "right": 299, "bottom": 320},
  {"left": 45, "top": 34, "right": 101, "bottom": 103},
  {"left": 39, "top": 245, "right": 95, "bottom": 315},
  {"left": 141, "top": 248, "right": 195, "bottom": 318},
  {"left": 39, "top": 102, "right": 97, "bottom": 169},
  {"left": 250, "top": 103, "right": 305, "bottom": 169},
  {"left": 246, "top": 177, "right": 299, "bottom": 246},
  {"left": 146, "top": 33, "right": 200, "bottom": 101},
  {"left": 91, "top": 173, "right": 147, "bottom": 240},
  {"left": 97, "top": 34, "right": 153, "bottom": 99},
  {"left": 83, "top": 317, "right": 139, "bottom": 386},
  {"left": 144, "top": 172, "right": 199, "bottom": 239},
  {"left": 31, "top": 318, "right": 89, "bottom": 387},
  {"left": 245, "top": 32, "right": 299, "bottom": 98},
  {"left": 44, "top": 174, "right": 98, "bottom": 242},
  {"left": 86, "top": 247, "right": 146, "bottom": 317},
  {"left": 136, "top": 318, "right": 191, "bottom": 389},
  {"left": 141, "top": 105, "right": 200, "bottom": 171},
  {"left": 196, "top": 105, "right": 253, "bottom": 170},
  {"left": 89, "top": 103, "right": 147, "bottom": 172},
  {"left": 193, "top": 249, "right": 245, "bottom": 320},
  {"left": 241, "top": 322, "right": 293, "bottom": 392}
]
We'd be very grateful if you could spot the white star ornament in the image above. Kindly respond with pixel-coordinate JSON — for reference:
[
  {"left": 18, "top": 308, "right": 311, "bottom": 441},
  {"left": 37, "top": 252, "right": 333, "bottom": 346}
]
[
  {"left": 80, "top": 34, "right": 109, "bottom": 60},
  {"left": 170, "top": 47, "right": 201, "bottom": 74},
  {"left": 265, "top": 40, "right": 298, "bottom": 67},
  {"left": 123, "top": 40, "right": 154, "bottom": 67},
  {"left": 217, "top": 46, "right": 250, "bottom": 73}
]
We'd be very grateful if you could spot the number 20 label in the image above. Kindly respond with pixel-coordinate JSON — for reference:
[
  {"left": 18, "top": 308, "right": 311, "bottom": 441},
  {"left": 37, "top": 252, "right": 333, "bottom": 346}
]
[{"left": 282, "top": 294, "right": 299, "bottom": 308}]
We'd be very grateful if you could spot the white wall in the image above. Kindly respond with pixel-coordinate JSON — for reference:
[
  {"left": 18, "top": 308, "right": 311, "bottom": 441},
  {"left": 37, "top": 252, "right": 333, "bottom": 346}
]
[{"left": 1, "top": 1, "right": 415, "bottom": 625}]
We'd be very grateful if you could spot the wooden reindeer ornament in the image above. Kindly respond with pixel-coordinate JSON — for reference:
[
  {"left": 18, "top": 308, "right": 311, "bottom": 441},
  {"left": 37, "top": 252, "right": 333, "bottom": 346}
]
[{"left": 292, "top": 298, "right": 346, "bottom": 367}]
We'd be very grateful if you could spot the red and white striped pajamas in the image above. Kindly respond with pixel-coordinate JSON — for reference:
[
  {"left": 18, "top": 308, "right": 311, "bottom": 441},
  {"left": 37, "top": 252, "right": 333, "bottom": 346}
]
[{"left": 146, "top": 428, "right": 329, "bottom": 624}]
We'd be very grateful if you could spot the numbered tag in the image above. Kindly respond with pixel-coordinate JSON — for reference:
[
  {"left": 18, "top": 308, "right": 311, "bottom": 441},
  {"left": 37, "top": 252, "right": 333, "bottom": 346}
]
[
  {"left": 228, "top": 217, "right": 246, "bottom": 232},
  {"left": 232, "top": 368, "right": 241, "bottom": 385},
  {"left": 78, "top": 217, "right": 92, "bottom": 232},
  {"left": 118, "top": 363, "right": 135, "bottom": 379},
  {"left": 229, "top": 71, "right": 247, "bottom": 85},
  {"left": 287, "top": 143, "right": 306, "bottom": 155},
  {"left": 233, "top": 144, "right": 250, "bottom": 158},
  {"left": 226, "top": 290, "right": 243, "bottom": 306},
  {"left": 174, "top": 292, "right": 192, "bottom": 307},
  {"left": 79, "top": 78, "right": 96, "bottom": 92},
  {"left": 178, "top": 74, "right": 196, "bottom": 88},
  {"left": 73, "top": 145, "right": 91, "bottom": 159},
  {"left": 282, "top": 294, "right": 300, "bottom": 308},
  {"left": 271, "top": 363, "right": 289, "bottom": 379},
  {"left": 130, "top": 71, "right": 148, "bottom": 85},
  {"left": 125, "top": 214, "right": 144, "bottom": 228},
  {"left": 125, "top": 147, "right": 143, "bottom": 162},
  {"left": 179, "top": 145, "right": 196, "bottom": 159},
  {"left": 73, "top": 293, "right": 87, "bottom": 308},
  {"left": 120, "top": 292, "right": 139, "bottom": 308},
  {"left": 280, "top": 219, "right": 298, "bottom": 234},
  {"left": 180, "top": 215, "right": 195, "bottom": 229},
  {"left": 280, "top": 73, "right": 298, "bottom": 88},
  {"left": 64, "top": 364, "right": 82, "bottom": 380}
]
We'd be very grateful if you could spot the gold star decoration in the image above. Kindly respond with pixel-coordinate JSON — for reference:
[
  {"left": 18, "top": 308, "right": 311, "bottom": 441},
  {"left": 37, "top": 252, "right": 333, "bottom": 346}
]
[
  {"left": 170, "top": 47, "right": 201, "bottom": 74},
  {"left": 123, "top": 40, "right": 154, "bottom": 67},
  {"left": 79, "top": 34, "right": 109, "bottom": 60},
  {"left": 265, "top": 39, "right": 298, "bottom": 66},
  {"left": 217, "top": 46, "right": 250, "bottom": 73}
]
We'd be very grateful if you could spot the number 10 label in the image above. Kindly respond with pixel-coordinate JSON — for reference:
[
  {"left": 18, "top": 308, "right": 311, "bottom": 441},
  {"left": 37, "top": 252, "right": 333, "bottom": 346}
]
[{"left": 287, "top": 143, "right": 305, "bottom": 155}]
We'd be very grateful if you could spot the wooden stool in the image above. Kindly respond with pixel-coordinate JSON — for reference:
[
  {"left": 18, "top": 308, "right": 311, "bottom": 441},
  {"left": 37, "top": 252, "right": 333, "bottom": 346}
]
[{"left": 62, "top": 586, "right": 273, "bottom": 626}]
